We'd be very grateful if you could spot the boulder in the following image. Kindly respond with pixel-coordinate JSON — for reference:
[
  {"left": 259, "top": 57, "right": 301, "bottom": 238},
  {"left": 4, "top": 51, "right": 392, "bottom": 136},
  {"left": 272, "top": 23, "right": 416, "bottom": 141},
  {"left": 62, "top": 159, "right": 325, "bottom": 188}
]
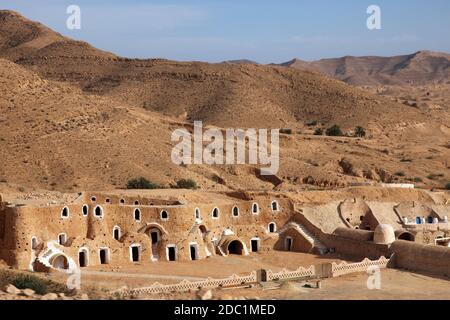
[
  {"left": 41, "top": 293, "right": 58, "bottom": 300},
  {"left": 5, "top": 284, "right": 21, "bottom": 295},
  {"left": 197, "top": 289, "right": 212, "bottom": 300},
  {"left": 22, "top": 289, "right": 35, "bottom": 297}
]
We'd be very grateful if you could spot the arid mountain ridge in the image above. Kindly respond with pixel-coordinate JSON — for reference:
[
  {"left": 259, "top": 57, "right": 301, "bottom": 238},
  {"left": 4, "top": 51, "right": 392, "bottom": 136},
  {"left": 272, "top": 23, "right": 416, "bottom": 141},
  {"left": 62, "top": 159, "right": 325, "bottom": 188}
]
[
  {"left": 280, "top": 51, "right": 450, "bottom": 86},
  {"left": 0, "top": 10, "right": 449, "bottom": 193}
]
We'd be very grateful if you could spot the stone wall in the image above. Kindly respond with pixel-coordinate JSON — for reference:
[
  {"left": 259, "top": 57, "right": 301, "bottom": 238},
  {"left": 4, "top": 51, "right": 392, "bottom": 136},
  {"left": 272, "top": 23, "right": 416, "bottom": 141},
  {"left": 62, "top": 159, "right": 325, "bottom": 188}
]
[{"left": 389, "top": 241, "right": 450, "bottom": 277}]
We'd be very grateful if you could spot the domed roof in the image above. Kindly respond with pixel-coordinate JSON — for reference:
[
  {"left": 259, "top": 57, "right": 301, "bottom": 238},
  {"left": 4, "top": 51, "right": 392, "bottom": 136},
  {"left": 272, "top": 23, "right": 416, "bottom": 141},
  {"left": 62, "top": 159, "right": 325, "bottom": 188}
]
[{"left": 374, "top": 224, "right": 395, "bottom": 244}]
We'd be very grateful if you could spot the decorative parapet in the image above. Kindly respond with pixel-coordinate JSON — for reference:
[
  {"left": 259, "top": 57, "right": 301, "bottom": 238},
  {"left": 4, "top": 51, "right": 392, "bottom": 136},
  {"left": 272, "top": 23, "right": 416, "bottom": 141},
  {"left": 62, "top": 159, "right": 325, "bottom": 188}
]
[
  {"left": 115, "top": 271, "right": 258, "bottom": 297},
  {"left": 331, "top": 256, "right": 389, "bottom": 277},
  {"left": 113, "top": 257, "right": 390, "bottom": 297},
  {"left": 266, "top": 265, "right": 315, "bottom": 281}
]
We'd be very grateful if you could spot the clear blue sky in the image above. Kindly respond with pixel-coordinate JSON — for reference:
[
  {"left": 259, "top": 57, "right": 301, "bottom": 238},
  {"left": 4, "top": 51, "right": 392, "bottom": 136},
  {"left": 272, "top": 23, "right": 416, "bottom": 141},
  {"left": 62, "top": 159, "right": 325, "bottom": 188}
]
[{"left": 2, "top": 0, "right": 450, "bottom": 63}]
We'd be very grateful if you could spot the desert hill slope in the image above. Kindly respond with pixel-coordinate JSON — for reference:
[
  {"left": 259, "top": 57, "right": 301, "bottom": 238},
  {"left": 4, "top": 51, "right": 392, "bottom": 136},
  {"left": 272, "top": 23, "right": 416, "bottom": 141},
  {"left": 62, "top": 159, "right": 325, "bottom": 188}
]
[
  {"left": 0, "top": 10, "right": 449, "bottom": 193},
  {"left": 0, "top": 10, "right": 430, "bottom": 131},
  {"left": 0, "top": 10, "right": 115, "bottom": 61},
  {"left": 281, "top": 51, "right": 450, "bottom": 86}
]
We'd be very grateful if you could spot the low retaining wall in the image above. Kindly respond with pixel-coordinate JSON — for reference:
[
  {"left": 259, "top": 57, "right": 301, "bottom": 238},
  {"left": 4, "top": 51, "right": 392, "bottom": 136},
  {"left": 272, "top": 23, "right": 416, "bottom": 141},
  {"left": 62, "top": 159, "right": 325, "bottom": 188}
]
[
  {"left": 331, "top": 256, "right": 389, "bottom": 277},
  {"left": 390, "top": 241, "right": 450, "bottom": 277},
  {"left": 113, "top": 257, "right": 389, "bottom": 297}
]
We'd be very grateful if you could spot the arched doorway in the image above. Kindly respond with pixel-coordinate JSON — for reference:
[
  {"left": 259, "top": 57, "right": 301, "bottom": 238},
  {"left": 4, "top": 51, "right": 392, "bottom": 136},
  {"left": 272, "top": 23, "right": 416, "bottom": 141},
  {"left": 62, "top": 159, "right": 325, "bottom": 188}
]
[
  {"left": 148, "top": 227, "right": 162, "bottom": 259},
  {"left": 251, "top": 238, "right": 260, "bottom": 252},
  {"left": 398, "top": 232, "right": 415, "bottom": 242},
  {"left": 130, "top": 244, "right": 141, "bottom": 262},
  {"left": 51, "top": 255, "right": 69, "bottom": 270},
  {"left": 99, "top": 248, "right": 110, "bottom": 264},
  {"left": 285, "top": 237, "right": 293, "bottom": 251},
  {"left": 78, "top": 248, "right": 89, "bottom": 267},
  {"left": 268, "top": 222, "right": 277, "bottom": 233},
  {"left": 190, "top": 243, "right": 198, "bottom": 261},
  {"left": 228, "top": 240, "right": 244, "bottom": 255},
  {"left": 149, "top": 227, "right": 161, "bottom": 244}
]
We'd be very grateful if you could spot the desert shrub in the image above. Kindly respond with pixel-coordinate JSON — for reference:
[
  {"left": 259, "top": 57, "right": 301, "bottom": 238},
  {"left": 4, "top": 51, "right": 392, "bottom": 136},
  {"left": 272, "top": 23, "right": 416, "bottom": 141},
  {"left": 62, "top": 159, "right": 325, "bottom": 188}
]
[
  {"left": 427, "top": 173, "right": 444, "bottom": 180},
  {"left": 354, "top": 126, "right": 366, "bottom": 138},
  {"left": 314, "top": 128, "right": 323, "bottom": 136},
  {"left": 176, "top": 179, "right": 198, "bottom": 190},
  {"left": 445, "top": 182, "right": 450, "bottom": 190},
  {"left": 412, "top": 177, "right": 423, "bottom": 183},
  {"left": 126, "top": 177, "right": 160, "bottom": 190},
  {"left": 280, "top": 128, "right": 293, "bottom": 134},
  {"left": 13, "top": 274, "right": 48, "bottom": 295},
  {"left": 325, "top": 125, "right": 343, "bottom": 137},
  {"left": 306, "top": 121, "right": 318, "bottom": 126},
  {"left": 395, "top": 171, "right": 406, "bottom": 177}
]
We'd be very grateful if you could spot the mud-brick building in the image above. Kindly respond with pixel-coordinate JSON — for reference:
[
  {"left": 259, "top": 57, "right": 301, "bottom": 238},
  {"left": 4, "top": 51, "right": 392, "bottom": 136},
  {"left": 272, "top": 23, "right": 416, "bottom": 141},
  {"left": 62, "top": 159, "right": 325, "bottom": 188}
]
[
  {"left": 0, "top": 191, "right": 296, "bottom": 270},
  {"left": 1, "top": 191, "right": 449, "bottom": 277}
]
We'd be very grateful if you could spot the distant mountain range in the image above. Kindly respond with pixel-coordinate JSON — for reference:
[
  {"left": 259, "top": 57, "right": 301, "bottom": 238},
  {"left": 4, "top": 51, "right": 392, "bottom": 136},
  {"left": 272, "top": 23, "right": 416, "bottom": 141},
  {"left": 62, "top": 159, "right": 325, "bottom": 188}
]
[{"left": 278, "top": 51, "right": 450, "bottom": 86}]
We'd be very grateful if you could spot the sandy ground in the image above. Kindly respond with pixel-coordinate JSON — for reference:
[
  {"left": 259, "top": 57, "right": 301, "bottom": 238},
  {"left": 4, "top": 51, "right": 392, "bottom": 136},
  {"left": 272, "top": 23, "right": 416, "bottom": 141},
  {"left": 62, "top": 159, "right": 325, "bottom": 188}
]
[
  {"left": 3, "top": 251, "right": 449, "bottom": 300},
  {"left": 210, "top": 269, "right": 450, "bottom": 300},
  {"left": 47, "top": 251, "right": 348, "bottom": 290}
]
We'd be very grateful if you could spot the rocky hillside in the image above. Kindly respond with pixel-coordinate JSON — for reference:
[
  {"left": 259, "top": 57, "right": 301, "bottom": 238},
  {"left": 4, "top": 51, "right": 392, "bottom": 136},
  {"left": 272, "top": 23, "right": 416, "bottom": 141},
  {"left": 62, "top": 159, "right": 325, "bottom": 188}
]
[{"left": 0, "top": 10, "right": 449, "bottom": 192}]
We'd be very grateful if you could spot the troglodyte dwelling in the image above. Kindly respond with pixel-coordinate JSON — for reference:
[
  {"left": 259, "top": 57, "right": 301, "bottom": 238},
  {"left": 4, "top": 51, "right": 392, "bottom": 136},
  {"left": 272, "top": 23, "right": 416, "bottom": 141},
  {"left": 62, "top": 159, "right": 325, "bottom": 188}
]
[{"left": 0, "top": 190, "right": 449, "bottom": 277}]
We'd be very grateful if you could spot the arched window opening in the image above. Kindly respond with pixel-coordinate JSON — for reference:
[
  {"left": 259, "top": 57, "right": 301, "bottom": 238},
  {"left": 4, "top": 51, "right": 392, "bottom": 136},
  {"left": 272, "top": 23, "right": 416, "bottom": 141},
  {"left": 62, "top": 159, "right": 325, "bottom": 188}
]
[
  {"left": 232, "top": 206, "right": 239, "bottom": 217},
  {"left": 134, "top": 208, "right": 141, "bottom": 221},
  {"left": 82, "top": 205, "right": 88, "bottom": 216},
  {"left": 61, "top": 207, "right": 69, "bottom": 218},
  {"left": 252, "top": 203, "right": 260, "bottom": 214},
  {"left": 212, "top": 207, "right": 220, "bottom": 219},
  {"left": 161, "top": 210, "right": 168, "bottom": 220},
  {"left": 195, "top": 208, "right": 201, "bottom": 220},
  {"left": 113, "top": 226, "right": 121, "bottom": 240},
  {"left": 94, "top": 205, "right": 103, "bottom": 218},
  {"left": 271, "top": 201, "right": 279, "bottom": 211}
]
